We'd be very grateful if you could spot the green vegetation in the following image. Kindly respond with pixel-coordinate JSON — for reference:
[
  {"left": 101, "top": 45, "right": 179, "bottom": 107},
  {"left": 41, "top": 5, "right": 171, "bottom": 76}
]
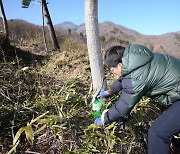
[{"left": 0, "top": 33, "right": 164, "bottom": 153}]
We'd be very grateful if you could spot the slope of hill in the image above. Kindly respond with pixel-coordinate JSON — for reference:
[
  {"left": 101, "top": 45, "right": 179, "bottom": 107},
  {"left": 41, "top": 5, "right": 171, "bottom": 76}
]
[
  {"left": 56, "top": 21, "right": 180, "bottom": 58},
  {"left": 55, "top": 21, "right": 78, "bottom": 30},
  {"left": 0, "top": 20, "right": 179, "bottom": 153},
  {"left": 1, "top": 19, "right": 179, "bottom": 58}
]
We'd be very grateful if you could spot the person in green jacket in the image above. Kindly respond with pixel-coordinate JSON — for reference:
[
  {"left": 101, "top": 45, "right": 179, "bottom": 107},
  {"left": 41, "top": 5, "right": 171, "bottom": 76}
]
[{"left": 95, "top": 44, "right": 180, "bottom": 154}]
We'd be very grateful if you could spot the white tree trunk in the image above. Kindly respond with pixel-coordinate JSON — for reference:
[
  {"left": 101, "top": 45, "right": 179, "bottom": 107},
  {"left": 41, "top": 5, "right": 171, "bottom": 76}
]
[{"left": 85, "top": 0, "right": 106, "bottom": 91}]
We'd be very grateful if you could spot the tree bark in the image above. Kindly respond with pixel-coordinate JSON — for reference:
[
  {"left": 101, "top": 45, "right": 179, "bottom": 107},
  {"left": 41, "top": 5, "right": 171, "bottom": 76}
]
[
  {"left": 0, "top": 0, "right": 9, "bottom": 39},
  {"left": 41, "top": 1, "right": 48, "bottom": 53},
  {"left": 85, "top": 0, "right": 106, "bottom": 91},
  {"left": 41, "top": 0, "right": 60, "bottom": 51}
]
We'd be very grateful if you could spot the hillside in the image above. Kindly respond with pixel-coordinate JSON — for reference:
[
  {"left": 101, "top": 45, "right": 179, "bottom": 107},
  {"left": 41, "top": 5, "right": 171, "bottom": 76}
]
[
  {"left": 57, "top": 21, "right": 180, "bottom": 58},
  {"left": 0, "top": 34, "right": 161, "bottom": 153},
  {"left": 1, "top": 19, "right": 180, "bottom": 58},
  {"left": 0, "top": 19, "right": 179, "bottom": 153}
]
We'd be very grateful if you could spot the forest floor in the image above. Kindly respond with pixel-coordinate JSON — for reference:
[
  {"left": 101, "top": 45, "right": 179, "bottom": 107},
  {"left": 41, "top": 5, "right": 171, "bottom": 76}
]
[{"left": 0, "top": 36, "right": 178, "bottom": 154}]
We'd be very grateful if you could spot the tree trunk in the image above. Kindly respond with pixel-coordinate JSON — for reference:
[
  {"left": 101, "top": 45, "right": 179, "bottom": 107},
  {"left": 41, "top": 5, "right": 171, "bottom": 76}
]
[
  {"left": 0, "top": 0, "right": 9, "bottom": 39},
  {"left": 41, "top": 1, "right": 48, "bottom": 53},
  {"left": 41, "top": 0, "right": 60, "bottom": 50},
  {"left": 85, "top": 0, "right": 106, "bottom": 91}
]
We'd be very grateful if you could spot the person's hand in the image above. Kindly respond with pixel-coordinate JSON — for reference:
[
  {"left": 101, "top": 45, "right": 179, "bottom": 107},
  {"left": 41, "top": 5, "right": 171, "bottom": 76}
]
[
  {"left": 94, "top": 109, "right": 109, "bottom": 125},
  {"left": 94, "top": 117, "right": 103, "bottom": 125},
  {"left": 97, "top": 90, "right": 110, "bottom": 98}
]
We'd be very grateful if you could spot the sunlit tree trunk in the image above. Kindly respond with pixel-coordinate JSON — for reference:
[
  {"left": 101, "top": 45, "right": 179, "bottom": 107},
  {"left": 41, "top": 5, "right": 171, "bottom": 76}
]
[
  {"left": 41, "top": 0, "right": 60, "bottom": 50},
  {"left": 41, "top": 1, "right": 48, "bottom": 52},
  {"left": 85, "top": 0, "right": 106, "bottom": 91},
  {"left": 0, "top": 0, "right": 9, "bottom": 39}
]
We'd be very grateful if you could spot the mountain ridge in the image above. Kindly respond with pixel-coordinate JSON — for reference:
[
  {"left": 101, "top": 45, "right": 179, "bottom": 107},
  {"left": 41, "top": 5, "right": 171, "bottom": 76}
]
[
  {"left": 56, "top": 21, "right": 179, "bottom": 36},
  {"left": 56, "top": 21, "right": 179, "bottom": 58},
  {"left": 1, "top": 19, "right": 179, "bottom": 58}
]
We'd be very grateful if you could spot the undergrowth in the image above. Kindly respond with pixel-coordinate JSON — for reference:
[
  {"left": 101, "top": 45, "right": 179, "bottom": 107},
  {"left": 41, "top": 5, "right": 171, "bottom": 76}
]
[{"left": 0, "top": 38, "right": 163, "bottom": 154}]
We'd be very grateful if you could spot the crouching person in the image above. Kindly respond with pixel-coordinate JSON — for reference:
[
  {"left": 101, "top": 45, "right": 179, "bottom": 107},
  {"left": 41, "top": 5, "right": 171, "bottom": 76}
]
[{"left": 95, "top": 44, "right": 180, "bottom": 154}]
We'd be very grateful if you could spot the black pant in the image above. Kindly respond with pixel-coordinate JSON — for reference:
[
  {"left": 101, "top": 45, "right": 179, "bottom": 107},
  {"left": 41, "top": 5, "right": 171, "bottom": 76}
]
[{"left": 148, "top": 100, "right": 180, "bottom": 154}]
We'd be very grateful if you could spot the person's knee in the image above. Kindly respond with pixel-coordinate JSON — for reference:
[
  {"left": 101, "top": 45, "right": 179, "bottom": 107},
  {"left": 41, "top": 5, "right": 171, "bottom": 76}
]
[
  {"left": 148, "top": 125, "right": 156, "bottom": 137},
  {"left": 156, "top": 129, "right": 170, "bottom": 141},
  {"left": 148, "top": 126, "right": 169, "bottom": 142}
]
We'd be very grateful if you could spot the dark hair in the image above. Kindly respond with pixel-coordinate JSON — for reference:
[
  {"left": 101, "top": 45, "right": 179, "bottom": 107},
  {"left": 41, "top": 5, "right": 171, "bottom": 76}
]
[{"left": 104, "top": 46, "right": 125, "bottom": 68}]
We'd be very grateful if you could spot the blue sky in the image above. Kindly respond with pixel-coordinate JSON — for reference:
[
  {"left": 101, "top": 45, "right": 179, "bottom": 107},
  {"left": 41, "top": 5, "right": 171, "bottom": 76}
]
[{"left": 2, "top": 0, "right": 180, "bottom": 35}]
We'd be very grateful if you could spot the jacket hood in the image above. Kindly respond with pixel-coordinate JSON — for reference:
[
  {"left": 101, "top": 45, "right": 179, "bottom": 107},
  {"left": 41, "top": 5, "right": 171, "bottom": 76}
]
[{"left": 122, "top": 44, "right": 154, "bottom": 75}]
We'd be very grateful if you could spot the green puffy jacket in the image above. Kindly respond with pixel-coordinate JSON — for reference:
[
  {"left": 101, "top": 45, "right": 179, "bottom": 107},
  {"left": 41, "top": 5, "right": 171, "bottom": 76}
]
[{"left": 104, "top": 44, "right": 180, "bottom": 123}]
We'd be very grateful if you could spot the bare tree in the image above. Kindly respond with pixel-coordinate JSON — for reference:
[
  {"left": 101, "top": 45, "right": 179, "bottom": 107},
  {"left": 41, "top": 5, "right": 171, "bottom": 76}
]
[
  {"left": 22, "top": 0, "right": 60, "bottom": 51},
  {"left": 0, "top": 0, "right": 9, "bottom": 39},
  {"left": 41, "top": 0, "right": 48, "bottom": 52},
  {"left": 85, "top": 0, "right": 106, "bottom": 91},
  {"left": 41, "top": 0, "right": 60, "bottom": 50}
]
